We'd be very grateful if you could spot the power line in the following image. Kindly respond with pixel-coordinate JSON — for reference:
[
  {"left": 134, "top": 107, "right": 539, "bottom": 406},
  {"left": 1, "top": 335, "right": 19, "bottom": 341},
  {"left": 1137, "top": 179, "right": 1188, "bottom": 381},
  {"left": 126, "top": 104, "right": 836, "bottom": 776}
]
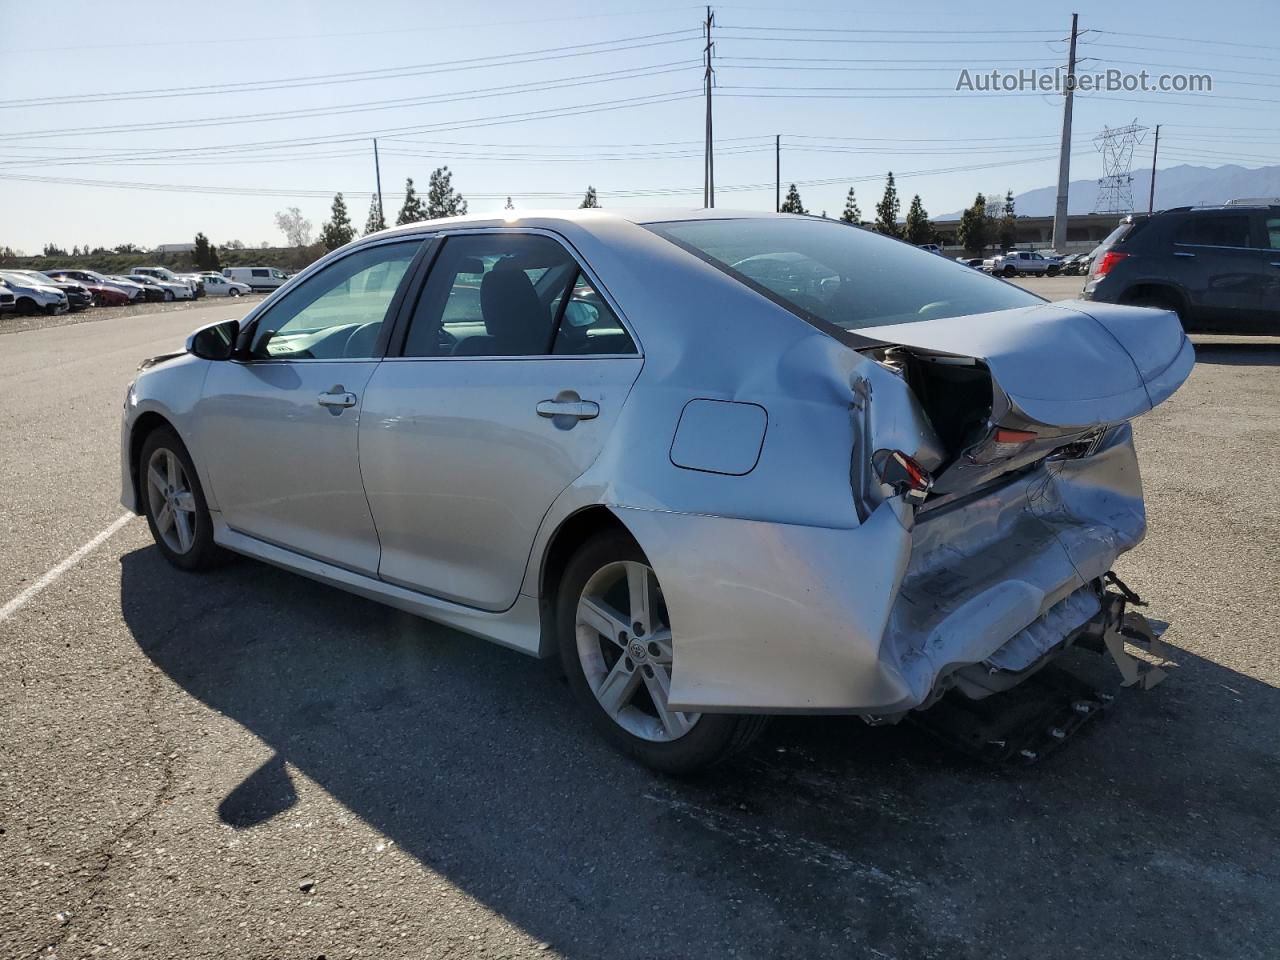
[
  {"left": 1094, "top": 30, "right": 1280, "bottom": 52},
  {"left": 0, "top": 91, "right": 706, "bottom": 168},
  {"left": 0, "top": 63, "right": 702, "bottom": 141},
  {"left": 0, "top": 152, "right": 1079, "bottom": 202},
  {"left": 13, "top": 5, "right": 706, "bottom": 55},
  {"left": 0, "top": 31, "right": 703, "bottom": 109}
]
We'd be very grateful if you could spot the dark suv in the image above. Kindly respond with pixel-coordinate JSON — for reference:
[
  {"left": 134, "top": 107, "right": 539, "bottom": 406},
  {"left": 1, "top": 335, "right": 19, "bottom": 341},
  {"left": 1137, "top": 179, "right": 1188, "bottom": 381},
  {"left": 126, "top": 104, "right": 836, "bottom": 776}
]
[{"left": 1082, "top": 205, "right": 1280, "bottom": 334}]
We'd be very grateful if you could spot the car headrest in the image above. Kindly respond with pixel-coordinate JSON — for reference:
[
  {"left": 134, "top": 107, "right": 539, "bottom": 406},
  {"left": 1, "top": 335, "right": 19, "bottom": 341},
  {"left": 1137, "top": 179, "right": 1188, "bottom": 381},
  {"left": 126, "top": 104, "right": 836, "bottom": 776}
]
[{"left": 479, "top": 268, "right": 547, "bottom": 355}]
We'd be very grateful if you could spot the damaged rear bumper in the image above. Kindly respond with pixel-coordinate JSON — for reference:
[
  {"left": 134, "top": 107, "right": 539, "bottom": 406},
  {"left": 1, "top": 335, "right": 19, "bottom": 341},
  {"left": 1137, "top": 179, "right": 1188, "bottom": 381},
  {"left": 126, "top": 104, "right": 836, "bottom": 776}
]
[{"left": 619, "top": 424, "right": 1163, "bottom": 716}]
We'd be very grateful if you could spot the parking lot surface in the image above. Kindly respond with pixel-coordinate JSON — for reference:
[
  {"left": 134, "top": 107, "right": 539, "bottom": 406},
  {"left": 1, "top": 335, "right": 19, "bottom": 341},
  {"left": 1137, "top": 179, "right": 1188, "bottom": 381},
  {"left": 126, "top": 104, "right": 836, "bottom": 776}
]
[{"left": 1, "top": 297, "right": 1277, "bottom": 959}]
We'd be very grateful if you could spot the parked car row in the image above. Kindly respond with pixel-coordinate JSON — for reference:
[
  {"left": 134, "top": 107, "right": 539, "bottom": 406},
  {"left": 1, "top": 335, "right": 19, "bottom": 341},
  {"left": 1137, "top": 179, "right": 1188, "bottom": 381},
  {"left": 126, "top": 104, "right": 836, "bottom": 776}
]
[{"left": 0, "top": 265, "right": 254, "bottom": 317}]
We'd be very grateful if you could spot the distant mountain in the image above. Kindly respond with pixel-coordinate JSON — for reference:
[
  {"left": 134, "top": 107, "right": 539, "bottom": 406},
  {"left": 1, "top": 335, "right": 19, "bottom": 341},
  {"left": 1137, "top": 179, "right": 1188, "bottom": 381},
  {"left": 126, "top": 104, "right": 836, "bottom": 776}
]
[{"left": 939, "top": 164, "right": 1280, "bottom": 220}]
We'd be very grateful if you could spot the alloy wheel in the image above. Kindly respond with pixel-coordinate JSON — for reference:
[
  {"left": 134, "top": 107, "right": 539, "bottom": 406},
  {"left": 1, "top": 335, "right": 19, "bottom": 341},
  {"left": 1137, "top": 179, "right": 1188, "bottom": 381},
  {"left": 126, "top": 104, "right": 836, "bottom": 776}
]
[
  {"left": 575, "top": 560, "right": 699, "bottom": 742},
  {"left": 145, "top": 447, "right": 198, "bottom": 554}
]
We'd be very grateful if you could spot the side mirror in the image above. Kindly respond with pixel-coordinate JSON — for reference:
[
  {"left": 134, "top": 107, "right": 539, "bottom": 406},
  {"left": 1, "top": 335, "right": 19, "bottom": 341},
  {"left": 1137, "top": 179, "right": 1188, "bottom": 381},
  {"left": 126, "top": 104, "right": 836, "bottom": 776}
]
[{"left": 186, "top": 318, "right": 240, "bottom": 361}]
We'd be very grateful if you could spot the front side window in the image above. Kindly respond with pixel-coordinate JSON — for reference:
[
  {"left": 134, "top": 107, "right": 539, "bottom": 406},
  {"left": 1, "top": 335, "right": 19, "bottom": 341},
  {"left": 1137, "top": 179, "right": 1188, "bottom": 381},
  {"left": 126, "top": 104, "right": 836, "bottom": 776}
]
[
  {"left": 249, "top": 240, "right": 421, "bottom": 360},
  {"left": 1174, "top": 215, "right": 1254, "bottom": 248},
  {"left": 647, "top": 217, "right": 1040, "bottom": 332},
  {"left": 403, "top": 233, "right": 631, "bottom": 358},
  {"left": 251, "top": 269, "right": 269, "bottom": 278},
  {"left": 1266, "top": 217, "right": 1280, "bottom": 250}
]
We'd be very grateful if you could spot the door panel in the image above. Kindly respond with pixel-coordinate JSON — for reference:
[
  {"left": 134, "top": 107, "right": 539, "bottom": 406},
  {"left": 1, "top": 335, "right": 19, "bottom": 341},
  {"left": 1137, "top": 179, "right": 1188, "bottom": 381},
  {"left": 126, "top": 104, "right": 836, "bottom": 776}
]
[
  {"left": 198, "top": 361, "right": 382, "bottom": 573},
  {"left": 193, "top": 238, "right": 425, "bottom": 573},
  {"left": 359, "top": 357, "right": 642, "bottom": 609}
]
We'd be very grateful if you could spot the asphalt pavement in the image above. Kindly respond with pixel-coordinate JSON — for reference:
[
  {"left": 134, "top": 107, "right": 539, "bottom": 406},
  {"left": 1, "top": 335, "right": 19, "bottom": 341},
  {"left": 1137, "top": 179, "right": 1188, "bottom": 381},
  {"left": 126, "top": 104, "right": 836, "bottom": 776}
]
[{"left": 1, "top": 294, "right": 1278, "bottom": 959}]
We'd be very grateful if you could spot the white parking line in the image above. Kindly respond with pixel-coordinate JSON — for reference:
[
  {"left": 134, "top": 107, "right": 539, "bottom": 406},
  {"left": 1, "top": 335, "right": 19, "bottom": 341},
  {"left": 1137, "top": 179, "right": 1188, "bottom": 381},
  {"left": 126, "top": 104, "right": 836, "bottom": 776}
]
[{"left": 0, "top": 513, "right": 135, "bottom": 625}]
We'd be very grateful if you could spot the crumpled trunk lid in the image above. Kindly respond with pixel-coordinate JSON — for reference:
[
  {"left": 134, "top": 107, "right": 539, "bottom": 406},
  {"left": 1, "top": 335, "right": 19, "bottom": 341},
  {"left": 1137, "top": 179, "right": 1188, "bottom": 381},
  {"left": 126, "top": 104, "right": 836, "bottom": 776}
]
[{"left": 858, "top": 299, "right": 1193, "bottom": 500}]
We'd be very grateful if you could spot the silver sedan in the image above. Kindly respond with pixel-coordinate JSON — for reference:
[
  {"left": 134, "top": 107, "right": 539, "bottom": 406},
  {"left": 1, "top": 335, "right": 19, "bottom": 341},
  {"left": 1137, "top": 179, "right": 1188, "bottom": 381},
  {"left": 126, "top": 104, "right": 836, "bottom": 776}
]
[{"left": 120, "top": 210, "right": 1193, "bottom": 772}]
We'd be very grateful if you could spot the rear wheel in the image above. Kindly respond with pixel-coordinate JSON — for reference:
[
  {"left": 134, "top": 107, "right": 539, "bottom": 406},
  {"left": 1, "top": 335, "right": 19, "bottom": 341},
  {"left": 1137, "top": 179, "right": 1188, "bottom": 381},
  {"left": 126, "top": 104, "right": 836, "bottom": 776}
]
[
  {"left": 139, "top": 427, "right": 223, "bottom": 571},
  {"left": 557, "top": 531, "right": 766, "bottom": 774}
]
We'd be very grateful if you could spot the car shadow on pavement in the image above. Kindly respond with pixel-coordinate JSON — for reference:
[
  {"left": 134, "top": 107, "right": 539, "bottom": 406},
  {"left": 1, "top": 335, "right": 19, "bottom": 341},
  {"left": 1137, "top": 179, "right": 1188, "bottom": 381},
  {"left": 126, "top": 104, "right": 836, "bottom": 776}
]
[
  {"left": 120, "top": 546, "right": 1280, "bottom": 960},
  {"left": 1191, "top": 341, "right": 1280, "bottom": 365}
]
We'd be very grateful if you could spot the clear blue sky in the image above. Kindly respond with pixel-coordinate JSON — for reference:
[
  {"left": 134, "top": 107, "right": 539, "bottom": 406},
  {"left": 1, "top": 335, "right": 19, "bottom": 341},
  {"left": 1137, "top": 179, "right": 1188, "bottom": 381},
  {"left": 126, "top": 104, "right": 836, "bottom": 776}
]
[{"left": 0, "top": 0, "right": 1274, "bottom": 252}]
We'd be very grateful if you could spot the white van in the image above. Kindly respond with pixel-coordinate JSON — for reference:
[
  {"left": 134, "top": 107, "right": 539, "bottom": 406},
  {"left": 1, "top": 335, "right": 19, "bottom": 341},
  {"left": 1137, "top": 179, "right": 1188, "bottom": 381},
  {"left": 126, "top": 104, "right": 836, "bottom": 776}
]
[{"left": 223, "top": 266, "right": 288, "bottom": 291}]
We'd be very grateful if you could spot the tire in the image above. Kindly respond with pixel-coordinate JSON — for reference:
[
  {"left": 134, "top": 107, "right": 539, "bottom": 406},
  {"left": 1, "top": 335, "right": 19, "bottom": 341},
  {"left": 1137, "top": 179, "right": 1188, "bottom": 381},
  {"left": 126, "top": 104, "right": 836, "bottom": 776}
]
[
  {"left": 15, "top": 298, "right": 37, "bottom": 316},
  {"left": 557, "top": 531, "right": 767, "bottom": 774},
  {"left": 1047, "top": 265, "right": 1060, "bottom": 277},
  {"left": 139, "top": 426, "right": 223, "bottom": 571},
  {"left": 1002, "top": 265, "right": 1017, "bottom": 278},
  {"left": 164, "top": 289, "right": 175, "bottom": 302},
  {"left": 229, "top": 288, "right": 242, "bottom": 297}
]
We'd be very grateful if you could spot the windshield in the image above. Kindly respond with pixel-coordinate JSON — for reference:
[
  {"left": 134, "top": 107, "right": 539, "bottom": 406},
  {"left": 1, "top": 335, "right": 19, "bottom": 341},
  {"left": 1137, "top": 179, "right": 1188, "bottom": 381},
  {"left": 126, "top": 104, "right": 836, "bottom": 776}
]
[{"left": 646, "top": 217, "right": 1041, "bottom": 331}]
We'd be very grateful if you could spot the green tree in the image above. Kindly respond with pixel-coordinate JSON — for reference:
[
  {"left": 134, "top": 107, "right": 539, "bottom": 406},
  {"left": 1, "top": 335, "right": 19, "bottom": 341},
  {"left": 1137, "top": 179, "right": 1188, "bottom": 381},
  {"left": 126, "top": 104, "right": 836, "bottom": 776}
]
[
  {"left": 998, "top": 189, "right": 1017, "bottom": 249},
  {"left": 956, "top": 193, "right": 991, "bottom": 255},
  {"left": 396, "top": 178, "right": 425, "bottom": 225},
  {"left": 193, "top": 232, "right": 221, "bottom": 271},
  {"left": 425, "top": 166, "right": 467, "bottom": 219},
  {"left": 42, "top": 243, "right": 68, "bottom": 257},
  {"left": 579, "top": 186, "right": 600, "bottom": 209},
  {"left": 779, "top": 183, "right": 807, "bottom": 215},
  {"left": 903, "top": 195, "right": 934, "bottom": 245},
  {"left": 839, "top": 187, "right": 862, "bottom": 225},
  {"left": 363, "top": 197, "right": 386, "bottom": 236},
  {"left": 319, "top": 193, "right": 356, "bottom": 250},
  {"left": 874, "top": 172, "right": 901, "bottom": 237}
]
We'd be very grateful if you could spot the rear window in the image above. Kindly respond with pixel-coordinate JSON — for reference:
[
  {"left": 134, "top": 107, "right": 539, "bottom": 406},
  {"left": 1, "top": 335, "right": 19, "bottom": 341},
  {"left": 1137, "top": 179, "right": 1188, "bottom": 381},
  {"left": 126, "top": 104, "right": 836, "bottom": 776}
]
[{"left": 646, "top": 217, "right": 1040, "bottom": 332}]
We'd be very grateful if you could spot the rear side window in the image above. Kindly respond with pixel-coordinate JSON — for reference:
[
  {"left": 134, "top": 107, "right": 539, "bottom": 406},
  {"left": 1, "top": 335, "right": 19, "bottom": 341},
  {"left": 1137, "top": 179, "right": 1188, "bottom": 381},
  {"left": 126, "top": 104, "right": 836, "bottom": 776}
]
[
  {"left": 1174, "top": 215, "right": 1255, "bottom": 248},
  {"left": 1266, "top": 217, "right": 1280, "bottom": 250},
  {"left": 401, "top": 233, "right": 635, "bottom": 358}
]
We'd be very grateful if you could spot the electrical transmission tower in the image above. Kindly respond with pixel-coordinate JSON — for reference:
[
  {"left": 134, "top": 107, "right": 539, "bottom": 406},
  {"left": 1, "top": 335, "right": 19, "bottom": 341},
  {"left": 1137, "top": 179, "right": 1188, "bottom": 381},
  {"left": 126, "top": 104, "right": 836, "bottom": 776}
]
[{"left": 1093, "top": 121, "right": 1148, "bottom": 215}]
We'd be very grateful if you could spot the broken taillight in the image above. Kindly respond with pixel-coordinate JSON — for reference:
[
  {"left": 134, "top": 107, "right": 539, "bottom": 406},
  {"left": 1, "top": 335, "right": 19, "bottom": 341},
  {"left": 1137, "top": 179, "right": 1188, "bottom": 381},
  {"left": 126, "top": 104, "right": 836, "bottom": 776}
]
[
  {"left": 873, "top": 449, "right": 934, "bottom": 503},
  {"left": 1093, "top": 251, "right": 1129, "bottom": 278},
  {"left": 966, "top": 427, "right": 1038, "bottom": 465}
]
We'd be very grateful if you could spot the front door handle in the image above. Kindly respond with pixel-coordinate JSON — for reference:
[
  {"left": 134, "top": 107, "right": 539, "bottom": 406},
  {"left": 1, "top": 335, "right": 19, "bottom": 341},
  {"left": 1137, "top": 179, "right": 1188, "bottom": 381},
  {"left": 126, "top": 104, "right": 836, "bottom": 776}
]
[
  {"left": 318, "top": 386, "right": 358, "bottom": 408},
  {"left": 1174, "top": 251, "right": 1196, "bottom": 258},
  {"left": 537, "top": 391, "right": 599, "bottom": 422}
]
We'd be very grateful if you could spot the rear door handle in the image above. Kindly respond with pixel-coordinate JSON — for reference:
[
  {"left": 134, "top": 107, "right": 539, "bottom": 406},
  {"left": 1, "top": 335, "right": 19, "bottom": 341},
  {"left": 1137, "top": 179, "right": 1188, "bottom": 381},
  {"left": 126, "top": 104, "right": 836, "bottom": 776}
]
[
  {"left": 537, "top": 392, "right": 599, "bottom": 421},
  {"left": 318, "top": 388, "right": 358, "bottom": 408}
]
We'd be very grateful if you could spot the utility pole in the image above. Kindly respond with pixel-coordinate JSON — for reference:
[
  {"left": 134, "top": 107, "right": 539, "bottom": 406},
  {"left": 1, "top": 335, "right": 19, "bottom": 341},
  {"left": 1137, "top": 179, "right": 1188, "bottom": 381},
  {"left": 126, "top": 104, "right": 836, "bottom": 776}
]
[
  {"left": 775, "top": 135, "right": 781, "bottom": 212},
  {"left": 1051, "top": 12, "right": 1079, "bottom": 251},
  {"left": 703, "top": 6, "right": 715, "bottom": 208},
  {"left": 1148, "top": 124, "right": 1161, "bottom": 213},
  {"left": 373, "top": 138, "right": 384, "bottom": 226}
]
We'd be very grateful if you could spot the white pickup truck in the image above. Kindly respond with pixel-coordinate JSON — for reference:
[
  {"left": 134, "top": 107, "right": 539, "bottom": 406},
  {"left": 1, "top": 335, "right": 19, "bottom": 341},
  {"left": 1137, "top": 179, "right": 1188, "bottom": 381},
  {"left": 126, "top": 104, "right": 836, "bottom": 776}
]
[{"left": 983, "top": 250, "right": 1062, "bottom": 278}]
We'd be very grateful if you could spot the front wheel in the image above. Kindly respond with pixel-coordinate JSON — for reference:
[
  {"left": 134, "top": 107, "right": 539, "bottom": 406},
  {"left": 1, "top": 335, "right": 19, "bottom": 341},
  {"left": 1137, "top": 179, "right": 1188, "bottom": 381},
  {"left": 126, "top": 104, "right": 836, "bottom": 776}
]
[
  {"left": 557, "top": 531, "right": 766, "bottom": 774},
  {"left": 164, "top": 289, "right": 175, "bottom": 301},
  {"left": 1047, "top": 265, "right": 1060, "bottom": 277},
  {"left": 229, "top": 288, "right": 242, "bottom": 297},
  {"left": 139, "top": 427, "right": 223, "bottom": 571},
  {"left": 1002, "top": 265, "right": 1017, "bottom": 278}
]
